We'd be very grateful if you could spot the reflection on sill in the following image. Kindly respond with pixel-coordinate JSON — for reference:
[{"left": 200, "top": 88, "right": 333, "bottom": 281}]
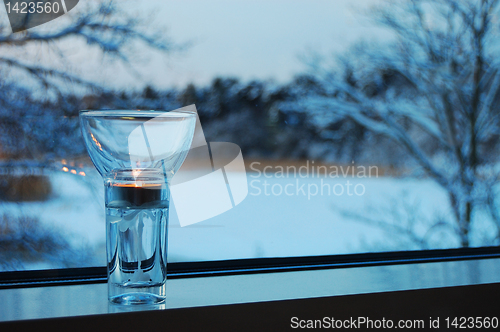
[
  {"left": 0, "top": 257, "right": 499, "bottom": 322},
  {"left": 108, "top": 303, "right": 166, "bottom": 314}
]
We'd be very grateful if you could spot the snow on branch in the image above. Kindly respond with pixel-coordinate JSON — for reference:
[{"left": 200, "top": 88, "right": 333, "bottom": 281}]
[{"left": 0, "top": 0, "right": 176, "bottom": 95}]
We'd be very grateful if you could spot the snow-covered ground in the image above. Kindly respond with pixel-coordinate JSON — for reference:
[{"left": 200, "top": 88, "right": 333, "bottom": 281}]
[{"left": 3, "top": 167, "right": 475, "bottom": 271}]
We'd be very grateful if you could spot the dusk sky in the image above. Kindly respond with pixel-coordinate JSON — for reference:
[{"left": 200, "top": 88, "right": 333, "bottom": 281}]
[
  {"left": 151, "top": 0, "right": 387, "bottom": 88},
  {"left": 0, "top": 0, "right": 389, "bottom": 90}
]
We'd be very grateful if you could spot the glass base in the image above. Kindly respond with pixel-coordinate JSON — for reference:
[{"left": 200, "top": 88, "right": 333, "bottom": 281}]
[
  {"left": 105, "top": 170, "right": 169, "bottom": 306},
  {"left": 109, "top": 291, "right": 166, "bottom": 305}
]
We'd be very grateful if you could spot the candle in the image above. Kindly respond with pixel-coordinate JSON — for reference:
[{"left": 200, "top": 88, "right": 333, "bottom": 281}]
[{"left": 106, "top": 183, "right": 168, "bottom": 209}]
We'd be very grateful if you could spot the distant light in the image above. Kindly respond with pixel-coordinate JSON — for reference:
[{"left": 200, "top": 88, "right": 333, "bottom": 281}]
[
  {"left": 61, "top": 159, "right": 67, "bottom": 165},
  {"left": 79, "top": 171, "right": 86, "bottom": 176},
  {"left": 70, "top": 169, "right": 77, "bottom": 174},
  {"left": 62, "top": 167, "right": 69, "bottom": 172}
]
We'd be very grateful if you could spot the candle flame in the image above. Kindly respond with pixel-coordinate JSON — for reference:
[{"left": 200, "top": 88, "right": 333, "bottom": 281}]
[
  {"left": 79, "top": 171, "right": 86, "bottom": 176},
  {"left": 113, "top": 183, "right": 162, "bottom": 188},
  {"left": 70, "top": 169, "right": 77, "bottom": 174},
  {"left": 62, "top": 167, "right": 69, "bottom": 172}
]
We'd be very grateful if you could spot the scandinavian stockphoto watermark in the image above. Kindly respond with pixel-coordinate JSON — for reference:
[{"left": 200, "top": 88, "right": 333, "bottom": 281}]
[
  {"left": 249, "top": 161, "right": 378, "bottom": 199},
  {"left": 3, "top": 0, "right": 79, "bottom": 32}
]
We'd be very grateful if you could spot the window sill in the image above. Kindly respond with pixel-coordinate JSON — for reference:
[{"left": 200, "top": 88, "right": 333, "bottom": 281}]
[{"left": 1, "top": 257, "right": 499, "bottom": 328}]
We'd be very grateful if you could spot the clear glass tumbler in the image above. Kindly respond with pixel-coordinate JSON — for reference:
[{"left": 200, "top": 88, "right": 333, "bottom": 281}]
[{"left": 79, "top": 109, "right": 196, "bottom": 305}]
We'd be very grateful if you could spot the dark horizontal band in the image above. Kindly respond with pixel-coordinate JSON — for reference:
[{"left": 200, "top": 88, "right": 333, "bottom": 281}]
[{"left": 1, "top": 246, "right": 500, "bottom": 289}]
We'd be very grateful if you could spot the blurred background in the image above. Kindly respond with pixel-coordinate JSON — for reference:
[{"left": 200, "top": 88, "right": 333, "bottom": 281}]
[{"left": 1, "top": 0, "right": 500, "bottom": 271}]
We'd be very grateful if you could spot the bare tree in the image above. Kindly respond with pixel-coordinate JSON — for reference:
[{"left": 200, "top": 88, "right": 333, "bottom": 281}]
[
  {"left": 0, "top": 2, "right": 179, "bottom": 269},
  {"left": 299, "top": 0, "right": 500, "bottom": 247},
  {"left": 0, "top": 0, "right": 176, "bottom": 162}
]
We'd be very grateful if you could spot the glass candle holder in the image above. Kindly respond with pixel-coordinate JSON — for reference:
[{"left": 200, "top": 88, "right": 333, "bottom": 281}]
[{"left": 80, "top": 109, "right": 196, "bottom": 305}]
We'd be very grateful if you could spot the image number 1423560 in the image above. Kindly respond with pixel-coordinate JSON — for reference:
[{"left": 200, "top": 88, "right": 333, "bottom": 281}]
[{"left": 3, "top": 0, "right": 79, "bottom": 32}]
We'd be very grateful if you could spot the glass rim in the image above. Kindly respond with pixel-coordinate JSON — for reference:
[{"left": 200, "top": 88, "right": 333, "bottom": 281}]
[{"left": 79, "top": 109, "right": 197, "bottom": 118}]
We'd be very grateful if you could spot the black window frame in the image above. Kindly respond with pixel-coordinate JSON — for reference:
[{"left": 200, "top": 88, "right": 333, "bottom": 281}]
[{"left": 2, "top": 246, "right": 500, "bottom": 289}]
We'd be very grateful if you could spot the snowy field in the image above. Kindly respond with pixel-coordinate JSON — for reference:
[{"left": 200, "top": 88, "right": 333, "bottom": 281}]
[{"left": 1, "top": 168, "right": 479, "bottom": 270}]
